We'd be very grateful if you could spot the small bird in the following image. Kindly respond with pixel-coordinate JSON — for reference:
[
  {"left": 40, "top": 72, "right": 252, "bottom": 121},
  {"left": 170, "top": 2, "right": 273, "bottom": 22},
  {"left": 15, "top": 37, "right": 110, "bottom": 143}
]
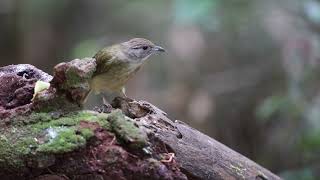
[{"left": 84, "top": 38, "right": 165, "bottom": 103}]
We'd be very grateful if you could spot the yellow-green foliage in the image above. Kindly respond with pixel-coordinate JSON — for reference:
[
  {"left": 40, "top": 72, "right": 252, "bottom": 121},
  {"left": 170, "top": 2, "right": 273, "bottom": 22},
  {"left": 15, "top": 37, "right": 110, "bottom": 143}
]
[{"left": 32, "top": 80, "right": 50, "bottom": 101}]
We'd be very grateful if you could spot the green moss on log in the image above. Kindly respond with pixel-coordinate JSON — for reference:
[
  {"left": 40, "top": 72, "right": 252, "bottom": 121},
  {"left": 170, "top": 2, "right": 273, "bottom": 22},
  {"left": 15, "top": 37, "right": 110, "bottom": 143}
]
[
  {"left": 108, "top": 110, "right": 148, "bottom": 149},
  {"left": 29, "top": 111, "right": 110, "bottom": 132},
  {"left": 0, "top": 111, "right": 109, "bottom": 170},
  {"left": 79, "top": 128, "right": 95, "bottom": 140},
  {"left": 0, "top": 109, "right": 149, "bottom": 171},
  {"left": 0, "top": 134, "right": 38, "bottom": 169},
  {"left": 37, "top": 128, "right": 86, "bottom": 153}
]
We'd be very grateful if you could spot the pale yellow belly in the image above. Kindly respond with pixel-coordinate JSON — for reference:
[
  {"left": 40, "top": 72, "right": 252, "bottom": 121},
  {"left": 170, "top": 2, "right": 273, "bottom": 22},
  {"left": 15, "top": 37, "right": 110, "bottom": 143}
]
[
  {"left": 90, "top": 73, "right": 128, "bottom": 93},
  {"left": 90, "top": 64, "right": 140, "bottom": 94}
]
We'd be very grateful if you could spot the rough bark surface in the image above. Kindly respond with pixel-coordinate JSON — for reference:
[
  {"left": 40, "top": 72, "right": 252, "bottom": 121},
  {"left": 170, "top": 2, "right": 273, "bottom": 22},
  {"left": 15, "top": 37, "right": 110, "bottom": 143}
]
[
  {"left": 112, "top": 98, "right": 281, "bottom": 180},
  {"left": 0, "top": 60, "right": 281, "bottom": 180}
]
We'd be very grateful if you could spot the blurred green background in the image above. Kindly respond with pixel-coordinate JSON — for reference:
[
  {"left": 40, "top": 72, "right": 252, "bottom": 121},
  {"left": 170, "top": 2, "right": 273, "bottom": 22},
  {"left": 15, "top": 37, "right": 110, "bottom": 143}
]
[{"left": 1, "top": 0, "right": 320, "bottom": 179}]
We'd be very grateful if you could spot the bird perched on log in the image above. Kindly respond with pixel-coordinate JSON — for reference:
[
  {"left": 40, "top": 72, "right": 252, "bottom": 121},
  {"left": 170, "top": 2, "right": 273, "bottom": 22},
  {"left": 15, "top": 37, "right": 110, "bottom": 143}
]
[{"left": 83, "top": 38, "right": 165, "bottom": 103}]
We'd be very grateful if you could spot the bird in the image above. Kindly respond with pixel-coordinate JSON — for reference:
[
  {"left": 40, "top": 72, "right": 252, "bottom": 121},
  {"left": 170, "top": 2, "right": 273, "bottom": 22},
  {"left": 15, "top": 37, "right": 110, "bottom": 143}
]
[{"left": 83, "top": 38, "right": 165, "bottom": 103}]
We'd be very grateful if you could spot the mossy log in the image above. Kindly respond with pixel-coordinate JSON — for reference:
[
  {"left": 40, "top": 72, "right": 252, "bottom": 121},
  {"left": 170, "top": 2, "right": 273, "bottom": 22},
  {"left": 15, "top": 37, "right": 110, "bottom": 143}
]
[{"left": 0, "top": 59, "right": 281, "bottom": 180}]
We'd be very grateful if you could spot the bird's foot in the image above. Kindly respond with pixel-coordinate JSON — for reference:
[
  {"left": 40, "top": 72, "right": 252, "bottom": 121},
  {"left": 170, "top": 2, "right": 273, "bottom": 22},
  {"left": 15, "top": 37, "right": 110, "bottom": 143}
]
[
  {"left": 100, "top": 97, "right": 113, "bottom": 113},
  {"left": 117, "top": 88, "right": 133, "bottom": 101},
  {"left": 160, "top": 153, "right": 175, "bottom": 163}
]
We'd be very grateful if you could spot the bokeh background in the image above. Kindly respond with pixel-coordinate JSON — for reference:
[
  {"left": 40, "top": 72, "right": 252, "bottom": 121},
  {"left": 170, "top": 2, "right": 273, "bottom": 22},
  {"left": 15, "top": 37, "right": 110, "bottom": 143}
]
[{"left": 1, "top": 0, "right": 320, "bottom": 179}]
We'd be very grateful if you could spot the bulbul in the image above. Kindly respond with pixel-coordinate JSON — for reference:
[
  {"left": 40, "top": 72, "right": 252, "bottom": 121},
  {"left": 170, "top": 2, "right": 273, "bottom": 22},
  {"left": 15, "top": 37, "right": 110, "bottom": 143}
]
[{"left": 84, "top": 38, "right": 165, "bottom": 103}]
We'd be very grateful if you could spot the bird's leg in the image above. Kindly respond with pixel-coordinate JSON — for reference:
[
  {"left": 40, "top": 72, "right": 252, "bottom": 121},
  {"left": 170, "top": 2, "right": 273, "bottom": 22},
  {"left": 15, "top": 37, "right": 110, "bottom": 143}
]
[
  {"left": 102, "top": 96, "right": 109, "bottom": 106},
  {"left": 161, "top": 153, "right": 175, "bottom": 163},
  {"left": 118, "top": 87, "right": 133, "bottom": 101},
  {"left": 120, "top": 87, "right": 127, "bottom": 98},
  {"left": 100, "top": 94, "right": 113, "bottom": 113}
]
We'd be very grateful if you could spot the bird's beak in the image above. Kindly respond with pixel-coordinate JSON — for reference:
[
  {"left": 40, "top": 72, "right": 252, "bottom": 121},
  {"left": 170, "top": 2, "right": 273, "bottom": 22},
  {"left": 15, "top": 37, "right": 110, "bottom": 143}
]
[{"left": 153, "top": 46, "right": 166, "bottom": 53}]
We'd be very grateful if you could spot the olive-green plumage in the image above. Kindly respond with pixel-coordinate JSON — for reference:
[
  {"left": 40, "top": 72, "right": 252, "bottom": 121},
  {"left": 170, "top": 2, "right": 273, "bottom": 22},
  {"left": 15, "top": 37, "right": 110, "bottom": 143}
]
[{"left": 85, "top": 38, "right": 165, "bottom": 103}]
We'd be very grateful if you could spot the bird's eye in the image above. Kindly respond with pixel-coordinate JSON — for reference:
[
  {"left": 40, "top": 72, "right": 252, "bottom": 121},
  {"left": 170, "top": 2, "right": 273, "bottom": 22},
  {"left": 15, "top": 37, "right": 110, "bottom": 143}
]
[{"left": 142, "top": 46, "right": 149, "bottom": 50}]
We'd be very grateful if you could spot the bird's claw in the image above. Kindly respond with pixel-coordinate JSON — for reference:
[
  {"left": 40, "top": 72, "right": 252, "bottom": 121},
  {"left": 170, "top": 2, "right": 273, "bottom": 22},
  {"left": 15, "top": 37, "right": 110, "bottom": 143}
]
[{"left": 161, "top": 153, "right": 175, "bottom": 163}]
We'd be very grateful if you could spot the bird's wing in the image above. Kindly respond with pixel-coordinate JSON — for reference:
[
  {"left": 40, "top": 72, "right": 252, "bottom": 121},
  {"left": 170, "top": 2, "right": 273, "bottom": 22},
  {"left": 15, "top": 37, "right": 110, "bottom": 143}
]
[{"left": 93, "top": 47, "right": 117, "bottom": 75}]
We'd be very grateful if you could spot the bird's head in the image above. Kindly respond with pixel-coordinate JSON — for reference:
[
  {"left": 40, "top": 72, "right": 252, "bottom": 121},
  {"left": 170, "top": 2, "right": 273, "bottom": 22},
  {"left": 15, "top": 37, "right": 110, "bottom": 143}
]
[{"left": 119, "top": 38, "right": 165, "bottom": 63}]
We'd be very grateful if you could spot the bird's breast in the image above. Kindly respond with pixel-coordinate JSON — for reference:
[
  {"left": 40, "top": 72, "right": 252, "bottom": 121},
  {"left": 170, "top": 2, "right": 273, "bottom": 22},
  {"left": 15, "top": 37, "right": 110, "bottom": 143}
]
[{"left": 90, "top": 62, "right": 142, "bottom": 93}]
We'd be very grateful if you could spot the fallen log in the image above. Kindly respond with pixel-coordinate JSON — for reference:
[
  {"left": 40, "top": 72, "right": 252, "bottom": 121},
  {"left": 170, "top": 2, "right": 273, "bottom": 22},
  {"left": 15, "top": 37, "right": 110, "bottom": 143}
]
[{"left": 0, "top": 59, "right": 281, "bottom": 180}]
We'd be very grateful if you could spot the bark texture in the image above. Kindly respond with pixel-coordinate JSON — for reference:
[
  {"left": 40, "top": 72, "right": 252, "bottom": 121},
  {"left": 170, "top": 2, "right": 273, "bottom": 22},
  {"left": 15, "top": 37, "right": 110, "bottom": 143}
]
[{"left": 112, "top": 97, "right": 281, "bottom": 180}]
